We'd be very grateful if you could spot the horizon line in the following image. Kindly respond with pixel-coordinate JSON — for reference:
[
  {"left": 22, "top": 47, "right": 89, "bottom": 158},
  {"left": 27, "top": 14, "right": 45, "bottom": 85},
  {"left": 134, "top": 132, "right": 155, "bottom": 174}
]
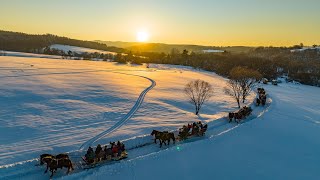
[{"left": 1, "top": 29, "right": 316, "bottom": 48}]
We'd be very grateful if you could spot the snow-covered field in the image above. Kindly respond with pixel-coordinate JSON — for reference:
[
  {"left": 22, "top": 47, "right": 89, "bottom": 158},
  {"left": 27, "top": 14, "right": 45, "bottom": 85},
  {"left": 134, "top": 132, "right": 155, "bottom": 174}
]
[
  {"left": 1, "top": 51, "right": 62, "bottom": 59},
  {"left": 290, "top": 47, "right": 320, "bottom": 52},
  {"left": 0, "top": 55, "right": 245, "bottom": 174},
  {"left": 0, "top": 54, "right": 319, "bottom": 180},
  {"left": 202, "top": 49, "right": 225, "bottom": 53},
  {"left": 50, "top": 44, "right": 118, "bottom": 55},
  {"left": 78, "top": 83, "right": 320, "bottom": 180}
]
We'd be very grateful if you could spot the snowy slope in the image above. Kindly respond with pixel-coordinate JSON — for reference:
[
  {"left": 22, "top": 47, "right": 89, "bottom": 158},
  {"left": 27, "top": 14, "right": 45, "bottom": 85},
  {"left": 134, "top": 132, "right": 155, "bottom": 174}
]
[
  {"left": 0, "top": 55, "right": 245, "bottom": 168},
  {"left": 290, "top": 47, "right": 320, "bottom": 52},
  {"left": 50, "top": 44, "right": 118, "bottom": 55},
  {"left": 65, "top": 84, "right": 320, "bottom": 180},
  {"left": 1, "top": 54, "right": 319, "bottom": 180},
  {"left": 1, "top": 51, "right": 62, "bottom": 59},
  {"left": 203, "top": 49, "right": 225, "bottom": 53}
]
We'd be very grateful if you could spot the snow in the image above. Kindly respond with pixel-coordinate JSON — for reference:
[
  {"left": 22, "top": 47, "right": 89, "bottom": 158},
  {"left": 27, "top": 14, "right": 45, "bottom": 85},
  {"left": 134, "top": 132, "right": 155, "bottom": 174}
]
[
  {"left": 290, "top": 47, "right": 320, "bottom": 52},
  {"left": 0, "top": 51, "right": 62, "bottom": 59},
  {"left": 0, "top": 53, "right": 319, "bottom": 180},
  {"left": 202, "top": 49, "right": 225, "bottom": 53},
  {"left": 65, "top": 83, "right": 320, "bottom": 180},
  {"left": 50, "top": 44, "right": 118, "bottom": 55},
  {"left": 0, "top": 55, "right": 243, "bottom": 167}
]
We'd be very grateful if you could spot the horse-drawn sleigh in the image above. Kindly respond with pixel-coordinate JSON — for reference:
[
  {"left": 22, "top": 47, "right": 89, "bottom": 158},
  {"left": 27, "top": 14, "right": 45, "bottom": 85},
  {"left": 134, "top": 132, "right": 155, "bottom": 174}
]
[
  {"left": 39, "top": 141, "right": 128, "bottom": 177},
  {"left": 81, "top": 141, "right": 128, "bottom": 168},
  {"left": 256, "top": 88, "right": 267, "bottom": 106},
  {"left": 151, "top": 121, "right": 208, "bottom": 147},
  {"left": 228, "top": 106, "right": 252, "bottom": 123}
]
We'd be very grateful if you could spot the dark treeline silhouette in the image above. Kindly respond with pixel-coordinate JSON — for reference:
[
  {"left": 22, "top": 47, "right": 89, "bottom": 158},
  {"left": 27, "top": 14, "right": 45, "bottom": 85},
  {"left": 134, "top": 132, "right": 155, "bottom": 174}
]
[
  {"left": 0, "top": 30, "right": 125, "bottom": 53},
  {"left": 96, "top": 40, "right": 254, "bottom": 54},
  {"left": 125, "top": 48, "right": 320, "bottom": 86}
]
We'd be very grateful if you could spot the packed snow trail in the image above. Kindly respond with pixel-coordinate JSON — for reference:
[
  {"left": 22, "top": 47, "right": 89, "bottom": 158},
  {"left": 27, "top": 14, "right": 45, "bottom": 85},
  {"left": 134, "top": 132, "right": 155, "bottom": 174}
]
[{"left": 79, "top": 73, "right": 156, "bottom": 150}]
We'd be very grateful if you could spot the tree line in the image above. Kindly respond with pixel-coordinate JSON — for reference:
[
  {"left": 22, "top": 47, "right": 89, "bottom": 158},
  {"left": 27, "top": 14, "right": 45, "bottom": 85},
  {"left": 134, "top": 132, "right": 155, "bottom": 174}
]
[
  {"left": 0, "top": 30, "right": 125, "bottom": 53},
  {"left": 123, "top": 48, "right": 320, "bottom": 87}
]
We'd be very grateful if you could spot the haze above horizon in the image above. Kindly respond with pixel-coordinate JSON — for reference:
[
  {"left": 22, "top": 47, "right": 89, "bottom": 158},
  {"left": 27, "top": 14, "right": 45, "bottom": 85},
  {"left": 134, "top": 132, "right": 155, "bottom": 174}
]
[{"left": 1, "top": 0, "right": 320, "bottom": 46}]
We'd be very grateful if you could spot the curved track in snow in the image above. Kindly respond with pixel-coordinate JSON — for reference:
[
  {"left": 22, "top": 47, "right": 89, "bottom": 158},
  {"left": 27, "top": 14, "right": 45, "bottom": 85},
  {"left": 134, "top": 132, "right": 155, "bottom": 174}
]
[{"left": 79, "top": 72, "right": 156, "bottom": 150}]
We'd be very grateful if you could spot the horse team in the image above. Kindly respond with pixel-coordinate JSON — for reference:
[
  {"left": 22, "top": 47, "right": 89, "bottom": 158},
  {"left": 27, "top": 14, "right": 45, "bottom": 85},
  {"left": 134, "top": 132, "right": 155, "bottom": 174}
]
[
  {"left": 151, "top": 121, "right": 208, "bottom": 147},
  {"left": 229, "top": 88, "right": 267, "bottom": 123},
  {"left": 228, "top": 106, "right": 253, "bottom": 123},
  {"left": 39, "top": 153, "right": 73, "bottom": 178},
  {"left": 151, "top": 130, "right": 176, "bottom": 148},
  {"left": 256, "top": 88, "right": 267, "bottom": 106}
]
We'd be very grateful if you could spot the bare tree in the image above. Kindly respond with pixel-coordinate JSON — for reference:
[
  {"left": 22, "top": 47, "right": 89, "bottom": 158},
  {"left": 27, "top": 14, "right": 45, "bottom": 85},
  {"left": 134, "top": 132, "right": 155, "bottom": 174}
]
[
  {"left": 230, "top": 67, "right": 262, "bottom": 103},
  {"left": 225, "top": 67, "right": 262, "bottom": 108},
  {"left": 224, "top": 80, "right": 242, "bottom": 108},
  {"left": 184, "top": 79, "right": 214, "bottom": 115}
]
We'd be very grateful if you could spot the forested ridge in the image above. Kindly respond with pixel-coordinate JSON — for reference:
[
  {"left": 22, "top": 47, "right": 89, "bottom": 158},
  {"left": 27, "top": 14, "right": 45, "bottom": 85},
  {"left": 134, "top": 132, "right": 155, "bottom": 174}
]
[{"left": 0, "top": 30, "right": 125, "bottom": 53}]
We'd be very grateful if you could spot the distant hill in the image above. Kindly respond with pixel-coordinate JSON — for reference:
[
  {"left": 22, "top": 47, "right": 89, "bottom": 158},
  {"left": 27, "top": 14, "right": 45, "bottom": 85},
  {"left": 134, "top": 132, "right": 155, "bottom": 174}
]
[
  {"left": 96, "top": 40, "right": 253, "bottom": 54},
  {"left": 0, "top": 30, "right": 125, "bottom": 53},
  {"left": 0, "top": 30, "right": 253, "bottom": 55}
]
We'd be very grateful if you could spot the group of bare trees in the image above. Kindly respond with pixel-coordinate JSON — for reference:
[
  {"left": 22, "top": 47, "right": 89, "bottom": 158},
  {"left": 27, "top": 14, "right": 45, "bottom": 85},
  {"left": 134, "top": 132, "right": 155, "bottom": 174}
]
[
  {"left": 184, "top": 66, "right": 261, "bottom": 115},
  {"left": 224, "top": 67, "right": 262, "bottom": 108}
]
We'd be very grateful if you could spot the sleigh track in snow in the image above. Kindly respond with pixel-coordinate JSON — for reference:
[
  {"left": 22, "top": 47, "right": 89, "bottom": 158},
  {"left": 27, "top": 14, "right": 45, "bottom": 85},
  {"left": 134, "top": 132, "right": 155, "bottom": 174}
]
[{"left": 79, "top": 72, "right": 156, "bottom": 150}]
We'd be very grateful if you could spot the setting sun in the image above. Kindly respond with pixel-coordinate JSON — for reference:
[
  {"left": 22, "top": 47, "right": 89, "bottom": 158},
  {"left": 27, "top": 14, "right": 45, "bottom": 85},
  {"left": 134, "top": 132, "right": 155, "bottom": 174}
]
[{"left": 136, "top": 31, "right": 149, "bottom": 42}]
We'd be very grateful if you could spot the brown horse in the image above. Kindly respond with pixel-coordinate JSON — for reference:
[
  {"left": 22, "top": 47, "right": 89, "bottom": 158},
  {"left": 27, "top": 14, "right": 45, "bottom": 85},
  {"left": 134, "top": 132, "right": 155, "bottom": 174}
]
[
  {"left": 41, "top": 156, "right": 55, "bottom": 174},
  {"left": 159, "top": 132, "right": 175, "bottom": 148},
  {"left": 47, "top": 158, "right": 74, "bottom": 178},
  {"left": 256, "top": 98, "right": 261, "bottom": 106},
  {"left": 199, "top": 124, "right": 208, "bottom": 136},
  {"left": 40, "top": 154, "right": 54, "bottom": 165},
  {"left": 55, "top": 153, "right": 69, "bottom": 160},
  {"left": 234, "top": 112, "right": 243, "bottom": 123},
  {"left": 151, "top": 130, "right": 164, "bottom": 144},
  {"left": 228, "top": 112, "right": 235, "bottom": 123},
  {"left": 41, "top": 153, "right": 70, "bottom": 173}
]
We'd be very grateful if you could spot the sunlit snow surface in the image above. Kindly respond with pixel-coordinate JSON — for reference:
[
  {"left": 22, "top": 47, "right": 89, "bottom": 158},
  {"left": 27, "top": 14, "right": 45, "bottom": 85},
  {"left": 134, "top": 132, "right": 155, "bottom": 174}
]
[
  {"left": 2, "top": 54, "right": 318, "bottom": 180},
  {"left": 66, "top": 75, "right": 320, "bottom": 180},
  {"left": 50, "top": 44, "right": 118, "bottom": 55},
  {"left": 0, "top": 55, "right": 242, "bottom": 166}
]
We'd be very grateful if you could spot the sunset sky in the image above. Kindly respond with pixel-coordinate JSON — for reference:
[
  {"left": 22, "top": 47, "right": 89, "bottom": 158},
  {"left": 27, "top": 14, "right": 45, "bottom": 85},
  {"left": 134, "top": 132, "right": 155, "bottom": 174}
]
[{"left": 1, "top": 0, "right": 320, "bottom": 46}]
